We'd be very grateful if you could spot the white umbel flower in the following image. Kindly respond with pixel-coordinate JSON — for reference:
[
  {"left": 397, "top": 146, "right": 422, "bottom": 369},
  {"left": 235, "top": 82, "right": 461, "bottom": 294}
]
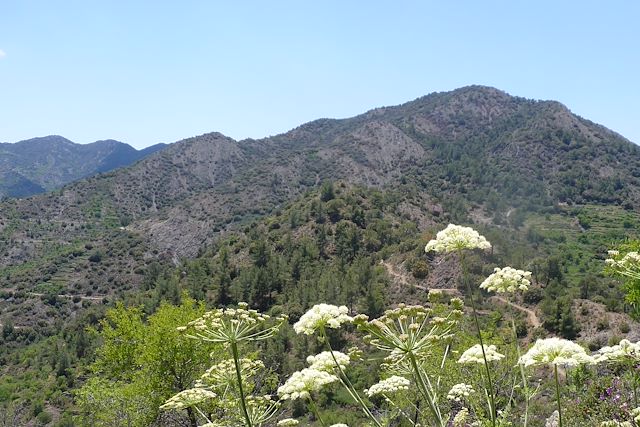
[
  {"left": 519, "top": 337, "right": 594, "bottom": 368},
  {"left": 425, "top": 224, "right": 491, "bottom": 253},
  {"left": 453, "top": 407, "right": 470, "bottom": 426},
  {"left": 458, "top": 344, "right": 505, "bottom": 364},
  {"left": 605, "top": 250, "right": 640, "bottom": 281},
  {"left": 447, "top": 383, "right": 475, "bottom": 402},
  {"left": 365, "top": 375, "right": 410, "bottom": 397},
  {"left": 293, "top": 304, "right": 353, "bottom": 335},
  {"left": 594, "top": 339, "right": 640, "bottom": 364},
  {"left": 329, "top": 424, "right": 349, "bottom": 427},
  {"left": 306, "top": 351, "right": 350, "bottom": 372},
  {"left": 160, "top": 388, "right": 217, "bottom": 410},
  {"left": 277, "top": 419, "right": 299, "bottom": 426},
  {"left": 480, "top": 266, "right": 532, "bottom": 293},
  {"left": 277, "top": 368, "right": 338, "bottom": 400}
]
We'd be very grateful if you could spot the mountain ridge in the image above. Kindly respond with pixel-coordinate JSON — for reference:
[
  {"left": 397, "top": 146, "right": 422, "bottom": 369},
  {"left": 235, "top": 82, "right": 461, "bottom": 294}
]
[{"left": 0, "top": 135, "right": 167, "bottom": 198}]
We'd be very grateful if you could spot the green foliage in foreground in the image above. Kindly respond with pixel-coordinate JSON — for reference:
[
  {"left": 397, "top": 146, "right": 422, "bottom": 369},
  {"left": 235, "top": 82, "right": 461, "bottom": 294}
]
[
  {"left": 76, "top": 223, "right": 640, "bottom": 427},
  {"left": 2, "top": 184, "right": 640, "bottom": 425},
  {"left": 75, "top": 297, "right": 222, "bottom": 426}
]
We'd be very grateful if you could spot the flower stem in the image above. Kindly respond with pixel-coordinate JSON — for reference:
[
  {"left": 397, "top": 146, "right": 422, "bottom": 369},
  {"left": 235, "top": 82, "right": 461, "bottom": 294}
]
[
  {"left": 461, "top": 252, "right": 496, "bottom": 427},
  {"left": 308, "top": 395, "right": 327, "bottom": 427},
  {"left": 554, "top": 364, "right": 563, "bottom": 427},
  {"left": 322, "top": 329, "right": 383, "bottom": 427},
  {"left": 231, "top": 341, "right": 252, "bottom": 427},
  {"left": 510, "top": 314, "right": 529, "bottom": 427},
  {"left": 408, "top": 351, "right": 445, "bottom": 427}
]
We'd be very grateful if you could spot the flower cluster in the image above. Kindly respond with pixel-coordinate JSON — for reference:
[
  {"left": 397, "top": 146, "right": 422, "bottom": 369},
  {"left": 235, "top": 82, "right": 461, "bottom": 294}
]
[
  {"left": 196, "top": 358, "right": 265, "bottom": 389},
  {"left": 245, "top": 395, "right": 280, "bottom": 425},
  {"left": 605, "top": 250, "right": 640, "bottom": 280},
  {"left": 160, "top": 388, "right": 217, "bottom": 411},
  {"left": 306, "top": 351, "right": 350, "bottom": 372},
  {"left": 600, "top": 421, "right": 632, "bottom": 427},
  {"left": 458, "top": 344, "right": 505, "bottom": 364},
  {"left": 480, "top": 266, "right": 532, "bottom": 293},
  {"left": 593, "top": 339, "right": 640, "bottom": 364},
  {"left": 181, "top": 302, "right": 287, "bottom": 344},
  {"left": 447, "top": 383, "right": 475, "bottom": 402},
  {"left": 425, "top": 224, "right": 491, "bottom": 253},
  {"left": 277, "top": 419, "right": 299, "bottom": 426},
  {"left": 365, "top": 375, "right": 410, "bottom": 397},
  {"left": 354, "top": 302, "right": 463, "bottom": 363},
  {"left": 293, "top": 304, "right": 353, "bottom": 335},
  {"left": 518, "top": 337, "right": 594, "bottom": 368},
  {"left": 453, "top": 407, "right": 470, "bottom": 426},
  {"left": 329, "top": 424, "right": 349, "bottom": 427},
  {"left": 277, "top": 368, "right": 338, "bottom": 400}
]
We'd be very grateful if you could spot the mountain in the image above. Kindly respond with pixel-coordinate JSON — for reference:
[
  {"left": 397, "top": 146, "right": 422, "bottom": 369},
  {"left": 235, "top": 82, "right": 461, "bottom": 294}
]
[
  {"left": 0, "top": 135, "right": 167, "bottom": 198},
  {"left": 2, "top": 85, "right": 640, "bottom": 321}
]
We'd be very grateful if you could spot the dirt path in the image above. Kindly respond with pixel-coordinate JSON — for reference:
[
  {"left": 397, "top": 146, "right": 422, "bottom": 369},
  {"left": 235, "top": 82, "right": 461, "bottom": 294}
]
[
  {"left": 381, "top": 260, "right": 461, "bottom": 294},
  {"left": 381, "top": 260, "right": 540, "bottom": 327},
  {"left": 27, "top": 292, "right": 106, "bottom": 301},
  {"left": 381, "top": 260, "right": 427, "bottom": 290},
  {"left": 491, "top": 295, "right": 541, "bottom": 328}
]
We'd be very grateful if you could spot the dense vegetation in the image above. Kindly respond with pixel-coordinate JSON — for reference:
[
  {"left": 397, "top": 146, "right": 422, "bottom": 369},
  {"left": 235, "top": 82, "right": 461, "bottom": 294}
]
[{"left": 1, "top": 183, "right": 638, "bottom": 425}]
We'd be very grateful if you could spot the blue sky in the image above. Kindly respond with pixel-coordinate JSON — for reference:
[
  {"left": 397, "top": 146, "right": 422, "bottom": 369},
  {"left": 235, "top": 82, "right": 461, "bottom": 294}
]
[{"left": 0, "top": 1, "right": 638, "bottom": 148}]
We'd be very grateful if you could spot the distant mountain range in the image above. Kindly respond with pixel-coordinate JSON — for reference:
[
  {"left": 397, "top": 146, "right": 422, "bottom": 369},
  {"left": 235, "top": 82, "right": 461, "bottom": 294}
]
[{"left": 0, "top": 135, "right": 167, "bottom": 198}]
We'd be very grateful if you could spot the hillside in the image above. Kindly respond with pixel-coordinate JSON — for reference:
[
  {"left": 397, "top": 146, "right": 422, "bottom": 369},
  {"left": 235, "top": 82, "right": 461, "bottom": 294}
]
[
  {"left": 1, "top": 85, "right": 640, "bottom": 424},
  {"left": 1, "top": 86, "right": 638, "bottom": 299},
  {"left": 0, "top": 135, "right": 166, "bottom": 198}
]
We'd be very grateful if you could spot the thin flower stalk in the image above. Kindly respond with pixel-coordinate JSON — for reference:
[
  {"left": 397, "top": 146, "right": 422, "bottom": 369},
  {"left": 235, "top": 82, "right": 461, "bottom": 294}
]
[
  {"left": 231, "top": 341, "right": 252, "bottom": 427},
  {"left": 308, "top": 395, "right": 327, "bottom": 427},
  {"left": 554, "top": 364, "right": 563, "bottom": 427},
  {"left": 320, "top": 327, "right": 383, "bottom": 427},
  {"left": 461, "top": 253, "right": 497, "bottom": 427}
]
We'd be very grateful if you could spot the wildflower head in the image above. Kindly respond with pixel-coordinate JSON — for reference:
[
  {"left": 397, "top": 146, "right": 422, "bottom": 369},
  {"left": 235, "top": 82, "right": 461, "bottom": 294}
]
[
  {"left": 306, "top": 351, "right": 350, "bottom": 372},
  {"left": 293, "top": 304, "right": 353, "bottom": 335},
  {"left": 457, "top": 344, "right": 505, "bottom": 364},
  {"left": 480, "top": 266, "right": 532, "bottom": 293},
  {"left": 519, "top": 337, "right": 594, "bottom": 368},
  {"left": 160, "top": 388, "right": 217, "bottom": 411},
  {"left": 277, "top": 419, "right": 300, "bottom": 426},
  {"left": 453, "top": 408, "right": 470, "bottom": 427},
  {"left": 605, "top": 249, "right": 640, "bottom": 281},
  {"left": 181, "top": 302, "right": 287, "bottom": 344},
  {"left": 447, "top": 383, "right": 475, "bottom": 402},
  {"left": 196, "top": 358, "right": 265, "bottom": 389},
  {"left": 245, "top": 395, "right": 280, "bottom": 426},
  {"left": 593, "top": 339, "right": 640, "bottom": 364},
  {"left": 425, "top": 224, "right": 491, "bottom": 253},
  {"left": 355, "top": 303, "right": 462, "bottom": 362},
  {"left": 277, "top": 368, "right": 338, "bottom": 400},
  {"left": 365, "top": 375, "right": 410, "bottom": 397}
]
